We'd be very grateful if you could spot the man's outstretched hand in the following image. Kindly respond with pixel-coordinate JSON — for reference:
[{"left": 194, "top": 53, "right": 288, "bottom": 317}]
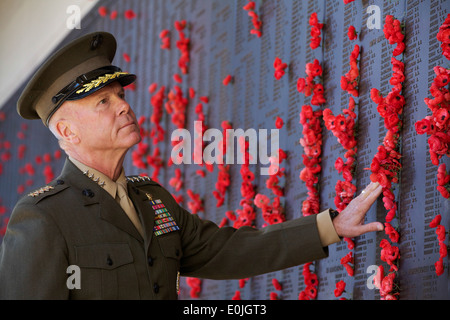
[{"left": 332, "top": 182, "right": 384, "bottom": 238}]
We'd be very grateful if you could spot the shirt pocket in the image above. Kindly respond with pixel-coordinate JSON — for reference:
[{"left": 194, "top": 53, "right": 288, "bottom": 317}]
[{"left": 74, "top": 243, "right": 139, "bottom": 299}]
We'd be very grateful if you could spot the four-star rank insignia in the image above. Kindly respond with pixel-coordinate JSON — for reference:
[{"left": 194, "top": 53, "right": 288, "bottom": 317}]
[
  {"left": 150, "top": 199, "right": 180, "bottom": 236},
  {"left": 28, "top": 185, "right": 55, "bottom": 197}
]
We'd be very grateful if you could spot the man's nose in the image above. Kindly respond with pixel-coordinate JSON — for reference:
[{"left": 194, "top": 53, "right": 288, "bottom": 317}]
[{"left": 117, "top": 97, "right": 131, "bottom": 115}]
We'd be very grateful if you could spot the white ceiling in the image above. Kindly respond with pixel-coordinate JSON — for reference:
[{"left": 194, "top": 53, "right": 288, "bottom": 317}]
[{"left": 0, "top": 0, "right": 99, "bottom": 109}]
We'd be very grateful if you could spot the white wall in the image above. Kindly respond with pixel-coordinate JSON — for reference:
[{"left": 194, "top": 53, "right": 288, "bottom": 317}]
[{"left": 0, "top": 0, "right": 99, "bottom": 109}]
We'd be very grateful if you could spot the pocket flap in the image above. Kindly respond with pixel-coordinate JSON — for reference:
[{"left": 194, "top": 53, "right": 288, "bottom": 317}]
[
  {"left": 75, "top": 243, "right": 134, "bottom": 270},
  {"left": 157, "top": 235, "right": 182, "bottom": 260}
]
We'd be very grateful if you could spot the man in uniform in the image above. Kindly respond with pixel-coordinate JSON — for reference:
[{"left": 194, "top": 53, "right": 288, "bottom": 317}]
[{"left": 0, "top": 32, "right": 383, "bottom": 299}]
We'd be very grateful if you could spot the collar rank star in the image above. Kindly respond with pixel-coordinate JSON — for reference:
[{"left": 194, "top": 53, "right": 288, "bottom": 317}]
[
  {"left": 82, "top": 170, "right": 105, "bottom": 187},
  {"left": 149, "top": 199, "right": 180, "bottom": 236}
]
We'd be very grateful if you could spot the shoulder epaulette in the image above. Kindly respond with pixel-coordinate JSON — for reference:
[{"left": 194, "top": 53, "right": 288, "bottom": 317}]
[
  {"left": 27, "top": 185, "right": 55, "bottom": 197},
  {"left": 126, "top": 175, "right": 153, "bottom": 183},
  {"left": 26, "top": 179, "right": 68, "bottom": 203}
]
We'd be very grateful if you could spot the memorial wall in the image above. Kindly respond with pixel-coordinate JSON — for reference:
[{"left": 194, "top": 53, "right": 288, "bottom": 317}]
[{"left": 0, "top": 0, "right": 448, "bottom": 300}]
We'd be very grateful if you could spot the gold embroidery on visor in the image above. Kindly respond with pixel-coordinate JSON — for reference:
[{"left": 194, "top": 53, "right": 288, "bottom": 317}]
[{"left": 75, "top": 71, "right": 129, "bottom": 94}]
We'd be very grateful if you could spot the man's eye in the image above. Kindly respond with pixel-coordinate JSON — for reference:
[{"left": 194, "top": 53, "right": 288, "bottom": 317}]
[{"left": 99, "top": 98, "right": 107, "bottom": 105}]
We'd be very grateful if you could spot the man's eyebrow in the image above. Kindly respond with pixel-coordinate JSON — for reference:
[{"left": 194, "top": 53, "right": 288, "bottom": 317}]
[{"left": 93, "top": 91, "right": 109, "bottom": 101}]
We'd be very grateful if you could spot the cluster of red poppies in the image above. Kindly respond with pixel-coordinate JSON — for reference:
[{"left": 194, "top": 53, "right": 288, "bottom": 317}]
[
  {"left": 383, "top": 15, "right": 405, "bottom": 57},
  {"left": 296, "top": 59, "right": 326, "bottom": 106},
  {"left": 186, "top": 277, "right": 202, "bottom": 298},
  {"left": 334, "top": 280, "right": 346, "bottom": 299},
  {"left": 368, "top": 15, "right": 405, "bottom": 299},
  {"left": 264, "top": 278, "right": 284, "bottom": 300},
  {"left": 159, "top": 29, "right": 170, "bottom": 50},
  {"left": 186, "top": 189, "right": 203, "bottom": 214},
  {"left": 369, "top": 41, "right": 404, "bottom": 191},
  {"left": 380, "top": 239, "right": 400, "bottom": 273},
  {"left": 254, "top": 193, "right": 285, "bottom": 227},
  {"left": 166, "top": 85, "right": 189, "bottom": 129},
  {"left": 149, "top": 85, "right": 166, "bottom": 144},
  {"left": 373, "top": 265, "right": 398, "bottom": 300},
  {"left": 131, "top": 115, "right": 164, "bottom": 182},
  {"left": 414, "top": 16, "right": 449, "bottom": 278},
  {"left": 242, "top": 1, "right": 263, "bottom": 38},
  {"left": 437, "top": 163, "right": 450, "bottom": 198},
  {"left": 273, "top": 57, "right": 288, "bottom": 80},
  {"left": 169, "top": 168, "right": 183, "bottom": 193},
  {"left": 298, "top": 262, "right": 319, "bottom": 300},
  {"left": 254, "top": 123, "right": 287, "bottom": 226},
  {"left": 327, "top": 36, "right": 361, "bottom": 295},
  {"left": 174, "top": 20, "right": 190, "bottom": 74},
  {"left": 98, "top": 6, "right": 136, "bottom": 20},
  {"left": 212, "top": 121, "right": 232, "bottom": 207},
  {"left": 377, "top": 241, "right": 400, "bottom": 298},
  {"left": 340, "top": 45, "right": 360, "bottom": 97},
  {"left": 338, "top": 252, "right": 353, "bottom": 278},
  {"left": 299, "top": 105, "right": 323, "bottom": 217},
  {"left": 415, "top": 65, "right": 450, "bottom": 198},
  {"left": 309, "top": 12, "right": 323, "bottom": 50},
  {"left": 147, "top": 147, "right": 163, "bottom": 181},
  {"left": 296, "top": 14, "right": 327, "bottom": 299},
  {"left": 323, "top": 97, "right": 358, "bottom": 212},
  {"left": 232, "top": 140, "right": 257, "bottom": 229},
  {"left": 437, "top": 14, "right": 450, "bottom": 59},
  {"left": 213, "top": 135, "right": 258, "bottom": 234},
  {"left": 211, "top": 164, "right": 230, "bottom": 207},
  {"left": 0, "top": 118, "right": 62, "bottom": 200},
  {"left": 429, "top": 214, "right": 448, "bottom": 276},
  {"left": 194, "top": 98, "right": 214, "bottom": 179}
]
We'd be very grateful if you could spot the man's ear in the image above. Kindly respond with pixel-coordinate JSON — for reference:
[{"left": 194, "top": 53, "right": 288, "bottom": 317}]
[{"left": 55, "top": 120, "right": 80, "bottom": 145}]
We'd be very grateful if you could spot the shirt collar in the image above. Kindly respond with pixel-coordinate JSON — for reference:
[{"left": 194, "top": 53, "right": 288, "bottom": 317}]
[{"left": 69, "top": 157, "right": 126, "bottom": 199}]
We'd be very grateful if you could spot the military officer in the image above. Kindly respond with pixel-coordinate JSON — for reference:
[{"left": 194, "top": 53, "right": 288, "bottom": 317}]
[{"left": 0, "top": 32, "right": 383, "bottom": 299}]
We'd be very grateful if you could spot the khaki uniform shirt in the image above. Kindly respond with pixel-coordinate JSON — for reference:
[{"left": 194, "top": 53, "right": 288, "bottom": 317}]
[{"left": 0, "top": 158, "right": 340, "bottom": 299}]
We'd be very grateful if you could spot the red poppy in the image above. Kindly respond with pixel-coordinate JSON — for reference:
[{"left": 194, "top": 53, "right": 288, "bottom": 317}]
[
  {"left": 435, "top": 258, "right": 445, "bottom": 276},
  {"left": 348, "top": 25, "right": 357, "bottom": 40},
  {"left": 370, "top": 88, "right": 384, "bottom": 104},
  {"left": 380, "top": 240, "right": 400, "bottom": 271},
  {"left": 430, "top": 214, "right": 441, "bottom": 228},
  {"left": 380, "top": 272, "right": 396, "bottom": 297},
  {"left": 415, "top": 118, "right": 433, "bottom": 135},
  {"left": 334, "top": 280, "right": 346, "bottom": 297},
  {"left": 272, "top": 278, "right": 282, "bottom": 291},
  {"left": 310, "top": 37, "right": 321, "bottom": 50},
  {"left": 98, "top": 6, "right": 108, "bottom": 17},
  {"left": 436, "top": 225, "right": 446, "bottom": 242},
  {"left": 275, "top": 116, "right": 284, "bottom": 129},
  {"left": 124, "top": 9, "right": 136, "bottom": 20},
  {"left": 437, "top": 14, "right": 450, "bottom": 58},
  {"left": 440, "top": 242, "right": 448, "bottom": 258},
  {"left": 306, "top": 59, "right": 323, "bottom": 77},
  {"left": 384, "top": 222, "right": 399, "bottom": 243},
  {"left": 243, "top": 1, "right": 255, "bottom": 10},
  {"left": 223, "top": 74, "right": 233, "bottom": 86},
  {"left": 273, "top": 57, "right": 288, "bottom": 80},
  {"left": 428, "top": 133, "right": 449, "bottom": 156}
]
